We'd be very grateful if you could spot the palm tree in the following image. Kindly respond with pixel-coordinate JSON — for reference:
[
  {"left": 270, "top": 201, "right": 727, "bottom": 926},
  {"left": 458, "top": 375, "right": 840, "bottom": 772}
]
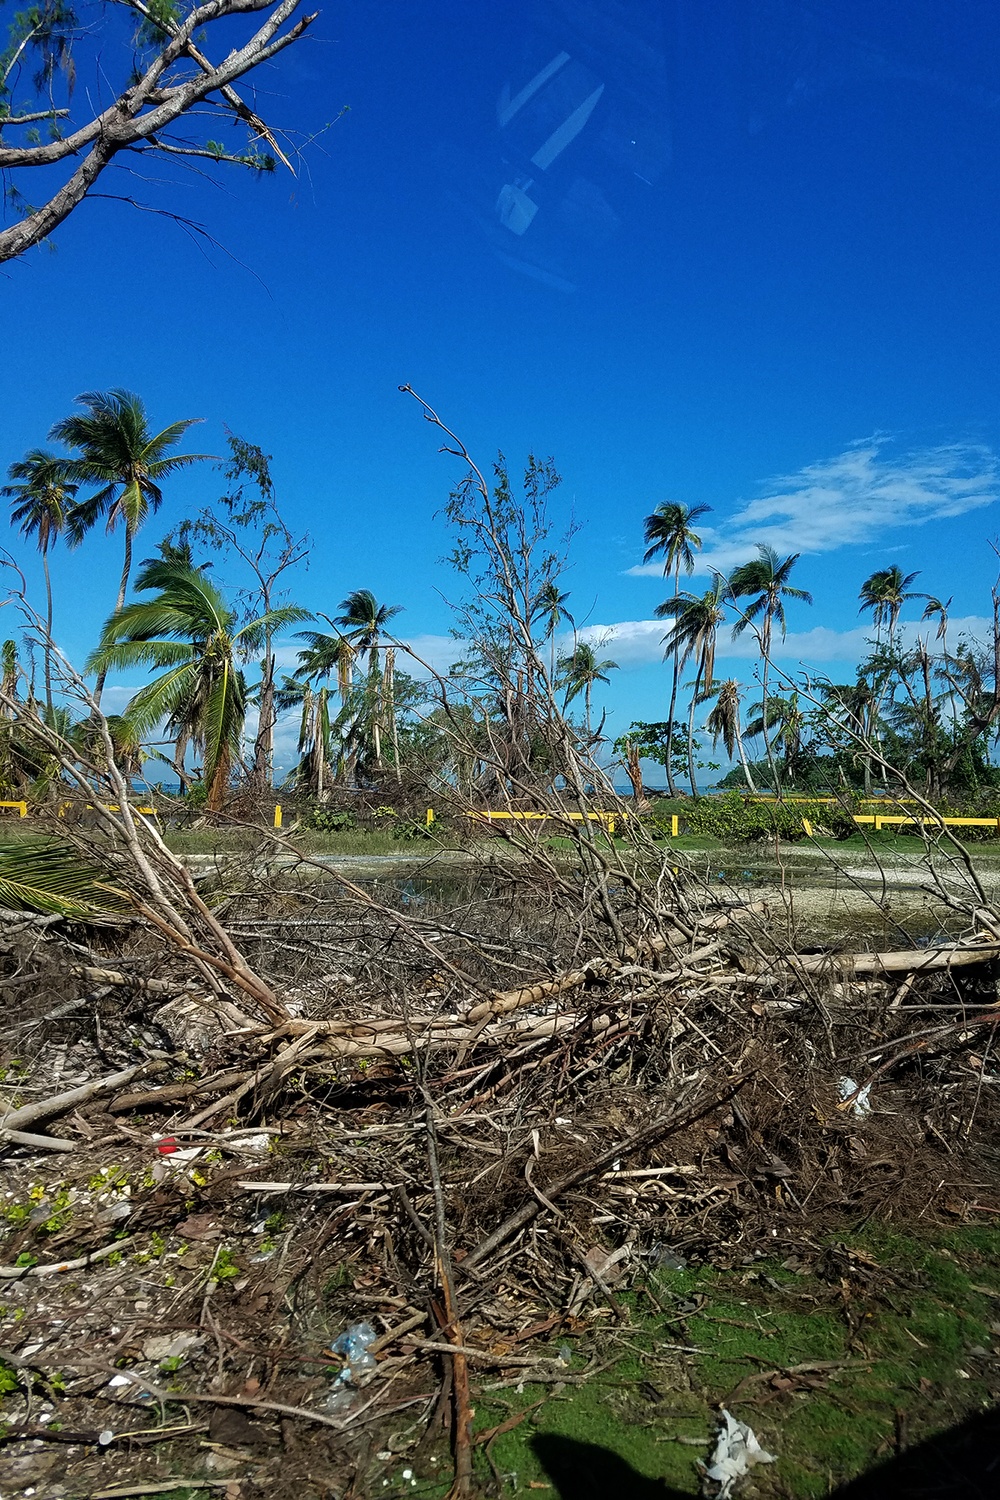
[
  {"left": 51, "top": 390, "right": 209, "bottom": 702},
  {"left": 288, "top": 628, "right": 362, "bottom": 790},
  {"left": 333, "top": 590, "right": 403, "bottom": 770},
  {"left": 729, "top": 545, "right": 812, "bottom": 792},
  {"left": 746, "top": 691, "right": 806, "bottom": 778},
  {"left": 295, "top": 630, "right": 356, "bottom": 708},
  {"left": 922, "top": 595, "right": 952, "bottom": 650},
  {"left": 275, "top": 674, "right": 333, "bottom": 800},
  {"left": 557, "top": 641, "right": 619, "bottom": 736},
  {"left": 3, "top": 449, "right": 78, "bottom": 712},
  {"left": 701, "top": 678, "right": 755, "bottom": 791},
  {"left": 656, "top": 577, "right": 729, "bottom": 795},
  {"left": 858, "top": 567, "right": 924, "bottom": 754},
  {"left": 531, "top": 582, "right": 574, "bottom": 683},
  {"left": 643, "top": 501, "right": 711, "bottom": 796},
  {"left": 86, "top": 560, "right": 303, "bottom": 812},
  {"left": 858, "top": 566, "right": 923, "bottom": 646}
]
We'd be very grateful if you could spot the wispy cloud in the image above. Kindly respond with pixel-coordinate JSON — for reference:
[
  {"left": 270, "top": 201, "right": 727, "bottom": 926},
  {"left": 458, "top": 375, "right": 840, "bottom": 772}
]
[
  {"left": 628, "top": 439, "right": 1000, "bottom": 578},
  {"left": 578, "top": 615, "right": 992, "bottom": 670}
]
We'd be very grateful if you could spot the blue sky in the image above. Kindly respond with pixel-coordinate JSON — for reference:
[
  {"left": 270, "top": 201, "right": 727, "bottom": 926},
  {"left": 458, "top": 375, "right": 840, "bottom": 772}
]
[{"left": 4, "top": 1, "right": 1000, "bottom": 775}]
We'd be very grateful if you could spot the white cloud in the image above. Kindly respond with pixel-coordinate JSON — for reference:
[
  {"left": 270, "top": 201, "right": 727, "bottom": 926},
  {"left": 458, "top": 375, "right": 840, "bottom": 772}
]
[
  {"left": 578, "top": 615, "right": 992, "bottom": 670},
  {"left": 396, "top": 634, "right": 465, "bottom": 678},
  {"left": 99, "top": 685, "right": 133, "bottom": 712},
  {"left": 628, "top": 439, "right": 1000, "bottom": 578}
]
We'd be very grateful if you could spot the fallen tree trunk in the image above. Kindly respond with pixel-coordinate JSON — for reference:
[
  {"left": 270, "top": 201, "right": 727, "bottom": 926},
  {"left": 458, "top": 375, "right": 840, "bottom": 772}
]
[
  {"left": 0, "top": 1061, "right": 164, "bottom": 1139},
  {"left": 791, "top": 941, "right": 1000, "bottom": 976}
]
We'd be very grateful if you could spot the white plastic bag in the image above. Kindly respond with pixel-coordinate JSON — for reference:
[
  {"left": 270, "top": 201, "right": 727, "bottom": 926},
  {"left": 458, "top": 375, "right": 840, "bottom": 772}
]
[{"left": 704, "top": 1408, "right": 776, "bottom": 1497}]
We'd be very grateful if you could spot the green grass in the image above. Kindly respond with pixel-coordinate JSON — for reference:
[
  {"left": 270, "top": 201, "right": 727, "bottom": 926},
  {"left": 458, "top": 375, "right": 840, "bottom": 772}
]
[
  {"left": 389, "top": 1223, "right": 1000, "bottom": 1500},
  {"left": 164, "top": 828, "right": 439, "bottom": 857}
]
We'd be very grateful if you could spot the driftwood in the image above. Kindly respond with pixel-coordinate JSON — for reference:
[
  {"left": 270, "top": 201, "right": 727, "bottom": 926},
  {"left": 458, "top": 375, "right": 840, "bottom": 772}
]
[
  {"left": 791, "top": 941, "right": 1000, "bottom": 976},
  {"left": 0, "top": 1062, "right": 164, "bottom": 1151}
]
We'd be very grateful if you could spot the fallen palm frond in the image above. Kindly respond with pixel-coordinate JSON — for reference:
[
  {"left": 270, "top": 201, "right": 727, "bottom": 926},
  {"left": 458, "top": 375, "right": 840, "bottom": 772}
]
[{"left": 0, "top": 837, "right": 130, "bottom": 919}]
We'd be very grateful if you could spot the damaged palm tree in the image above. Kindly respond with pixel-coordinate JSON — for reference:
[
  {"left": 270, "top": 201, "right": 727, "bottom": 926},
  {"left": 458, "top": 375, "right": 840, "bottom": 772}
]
[{"left": 0, "top": 612, "right": 287, "bottom": 1028}]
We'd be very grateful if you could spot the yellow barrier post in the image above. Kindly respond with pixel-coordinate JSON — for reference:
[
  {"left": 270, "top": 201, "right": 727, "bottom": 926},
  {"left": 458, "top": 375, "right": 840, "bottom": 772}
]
[
  {"left": 426, "top": 808, "right": 435, "bottom": 827},
  {"left": 274, "top": 804, "right": 282, "bottom": 829},
  {"left": 802, "top": 818, "right": 813, "bottom": 837},
  {"left": 671, "top": 814, "right": 679, "bottom": 838}
]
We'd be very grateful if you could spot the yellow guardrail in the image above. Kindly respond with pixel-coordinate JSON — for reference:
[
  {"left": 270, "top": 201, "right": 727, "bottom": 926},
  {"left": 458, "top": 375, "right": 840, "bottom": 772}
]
[
  {"left": 1, "top": 800, "right": 158, "bottom": 822},
  {"left": 851, "top": 814, "right": 1000, "bottom": 831},
  {"left": 464, "top": 809, "right": 626, "bottom": 834}
]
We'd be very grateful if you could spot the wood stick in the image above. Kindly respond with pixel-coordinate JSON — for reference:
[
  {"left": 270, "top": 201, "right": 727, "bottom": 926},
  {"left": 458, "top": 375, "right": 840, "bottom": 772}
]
[
  {"left": 462, "top": 1075, "right": 750, "bottom": 1271},
  {"left": 0, "top": 1236, "right": 136, "bottom": 1280},
  {"left": 2, "top": 1128, "right": 77, "bottom": 1152},
  {"left": 0, "top": 1062, "right": 161, "bottom": 1134},
  {"left": 791, "top": 942, "right": 1000, "bottom": 975}
]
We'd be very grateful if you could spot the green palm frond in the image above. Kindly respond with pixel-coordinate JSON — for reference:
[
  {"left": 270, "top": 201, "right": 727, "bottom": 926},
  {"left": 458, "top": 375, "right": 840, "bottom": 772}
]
[{"left": 0, "top": 839, "right": 130, "bottom": 919}]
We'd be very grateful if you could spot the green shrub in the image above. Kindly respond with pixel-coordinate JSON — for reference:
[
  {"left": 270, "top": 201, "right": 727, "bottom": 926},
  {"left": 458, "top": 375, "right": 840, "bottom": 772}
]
[
  {"left": 304, "top": 807, "right": 356, "bottom": 833},
  {"left": 672, "top": 791, "right": 857, "bottom": 842}
]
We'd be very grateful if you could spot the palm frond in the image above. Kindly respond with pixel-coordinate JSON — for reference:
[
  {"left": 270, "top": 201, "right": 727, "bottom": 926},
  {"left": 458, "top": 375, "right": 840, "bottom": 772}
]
[{"left": 0, "top": 839, "right": 130, "bottom": 919}]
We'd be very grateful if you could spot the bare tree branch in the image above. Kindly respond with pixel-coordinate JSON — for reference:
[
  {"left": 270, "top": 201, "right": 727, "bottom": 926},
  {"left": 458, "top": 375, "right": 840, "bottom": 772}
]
[{"left": 0, "top": 0, "right": 318, "bottom": 262}]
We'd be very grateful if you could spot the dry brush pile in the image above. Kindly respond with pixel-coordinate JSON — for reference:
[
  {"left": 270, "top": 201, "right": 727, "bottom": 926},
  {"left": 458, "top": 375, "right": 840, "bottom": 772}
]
[{"left": 2, "top": 778, "right": 1000, "bottom": 1496}]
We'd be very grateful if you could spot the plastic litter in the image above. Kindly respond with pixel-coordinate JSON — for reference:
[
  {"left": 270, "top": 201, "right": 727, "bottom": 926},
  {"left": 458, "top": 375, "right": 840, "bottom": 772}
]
[
  {"left": 332, "top": 1320, "right": 377, "bottom": 1377},
  {"left": 837, "top": 1076, "right": 872, "bottom": 1117},
  {"left": 317, "top": 1321, "right": 378, "bottom": 1411},
  {"left": 648, "top": 1243, "right": 687, "bottom": 1271},
  {"left": 704, "top": 1408, "right": 776, "bottom": 1497}
]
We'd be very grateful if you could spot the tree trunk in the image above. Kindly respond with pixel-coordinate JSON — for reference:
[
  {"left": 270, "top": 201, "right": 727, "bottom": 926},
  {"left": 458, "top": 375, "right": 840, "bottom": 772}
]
[
  {"left": 687, "top": 667, "right": 701, "bottom": 797},
  {"left": 93, "top": 526, "right": 133, "bottom": 706},
  {"left": 385, "top": 646, "right": 401, "bottom": 783},
  {"left": 41, "top": 548, "right": 53, "bottom": 716},
  {"left": 250, "top": 649, "right": 276, "bottom": 798},
  {"left": 172, "top": 727, "right": 192, "bottom": 793},
  {"left": 207, "top": 739, "right": 231, "bottom": 814},
  {"left": 734, "top": 719, "right": 756, "bottom": 792},
  {"left": 663, "top": 559, "right": 680, "bottom": 797},
  {"left": 370, "top": 647, "right": 382, "bottom": 768},
  {"left": 315, "top": 690, "right": 326, "bottom": 802},
  {"left": 759, "top": 618, "right": 779, "bottom": 794}
]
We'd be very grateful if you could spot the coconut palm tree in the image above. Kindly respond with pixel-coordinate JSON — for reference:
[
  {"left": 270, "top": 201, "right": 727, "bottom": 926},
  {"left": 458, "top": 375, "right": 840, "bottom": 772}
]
[
  {"left": 295, "top": 630, "right": 356, "bottom": 709},
  {"left": 333, "top": 590, "right": 403, "bottom": 769},
  {"left": 921, "top": 595, "right": 952, "bottom": 649},
  {"left": 858, "top": 566, "right": 925, "bottom": 747},
  {"left": 286, "top": 628, "right": 362, "bottom": 790},
  {"left": 557, "top": 641, "right": 619, "bottom": 736},
  {"left": 746, "top": 691, "right": 806, "bottom": 778},
  {"left": 275, "top": 674, "right": 333, "bottom": 800},
  {"left": 701, "top": 678, "right": 755, "bottom": 791},
  {"left": 729, "top": 545, "right": 812, "bottom": 792},
  {"left": 656, "top": 577, "right": 729, "bottom": 795},
  {"left": 531, "top": 582, "right": 574, "bottom": 683},
  {"left": 643, "top": 501, "right": 711, "bottom": 796},
  {"left": 3, "top": 449, "right": 78, "bottom": 712},
  {"left": 858, "top": 566, "right": 923, "bottom": 646},
  {"left": 51, "top": 390, "right": 209, "bottom": 702},
  {"left": 87, "top": 560, "right": 303, "bottom": 812}
]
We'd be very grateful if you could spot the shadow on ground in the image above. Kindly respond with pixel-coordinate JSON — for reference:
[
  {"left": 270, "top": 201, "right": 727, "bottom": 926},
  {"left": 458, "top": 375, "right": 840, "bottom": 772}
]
[{"left": 532, "top": 1404, "right": 1000, "bottom": 1498}]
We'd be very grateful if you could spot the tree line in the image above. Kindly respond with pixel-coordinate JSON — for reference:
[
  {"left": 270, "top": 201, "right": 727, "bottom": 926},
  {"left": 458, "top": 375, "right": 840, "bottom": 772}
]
[
  {"left": 627, "top": 501, "right": 1000, "bottom": 800},
  {"left": 2, "top": 388, "right": 633, "bottom": 810}
]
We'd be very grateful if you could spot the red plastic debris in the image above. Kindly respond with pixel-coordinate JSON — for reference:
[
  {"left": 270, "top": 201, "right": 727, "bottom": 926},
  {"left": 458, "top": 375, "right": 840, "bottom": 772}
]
[{"left": 157, "top": 1136, "right": 179, "bottom": 1155}]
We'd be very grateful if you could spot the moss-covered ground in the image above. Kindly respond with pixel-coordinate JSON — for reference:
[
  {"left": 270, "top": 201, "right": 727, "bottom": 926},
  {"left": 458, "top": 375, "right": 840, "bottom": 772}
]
[{"left": 369, "top": 1223, "right": 1000, "bottom": 1499}]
